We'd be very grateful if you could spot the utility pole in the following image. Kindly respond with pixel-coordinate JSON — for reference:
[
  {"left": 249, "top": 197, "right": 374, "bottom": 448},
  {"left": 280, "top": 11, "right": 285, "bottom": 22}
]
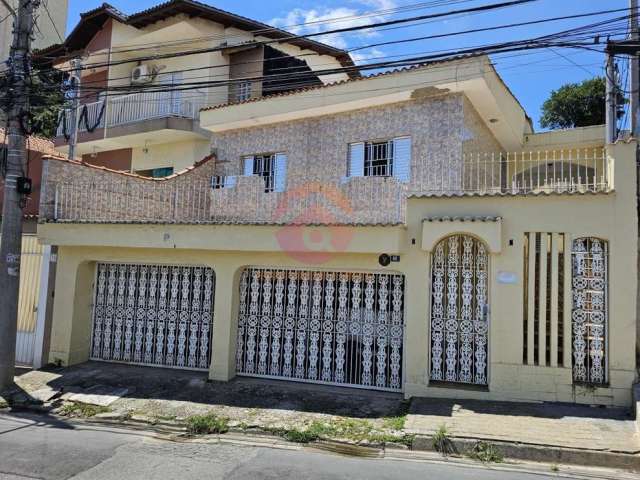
[
  {"left": 631, "top": 0, "right": 639, "bottom": 138},
  {"left": 67, "top": 58, "right": 81, "bottom": 160},
  {"left": 0, "top": 0, "right": 39, "bottom": 390},
  {"left": 605, "top": 49, "right": 617, "bottom": 144}
]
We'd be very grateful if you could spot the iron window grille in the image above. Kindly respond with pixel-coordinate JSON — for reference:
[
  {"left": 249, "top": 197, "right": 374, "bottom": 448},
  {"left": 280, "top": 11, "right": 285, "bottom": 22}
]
[
  {"left": 364, "top": 140, "right": 394, "bottom": 177},
  {"left": 237, "top": 81, "right": 252, "bottom": 102},
  {"left": 249, "top": 154, "right": 276, "bottom": 193}
]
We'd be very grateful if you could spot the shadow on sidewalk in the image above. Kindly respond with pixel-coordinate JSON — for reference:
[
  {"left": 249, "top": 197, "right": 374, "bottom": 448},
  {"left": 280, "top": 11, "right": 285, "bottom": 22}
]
[{"left": 35, "top": 361, "right": 406, "bottom": 419}]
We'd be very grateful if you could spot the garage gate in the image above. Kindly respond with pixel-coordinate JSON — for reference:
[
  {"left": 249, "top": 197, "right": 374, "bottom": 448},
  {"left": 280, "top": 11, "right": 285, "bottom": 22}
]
[
  {"left": 91, "top": 263, "right": 214, "bottom": 370},
  {"left": 235, "top": 267, "right": 405, "bottom": 391}
]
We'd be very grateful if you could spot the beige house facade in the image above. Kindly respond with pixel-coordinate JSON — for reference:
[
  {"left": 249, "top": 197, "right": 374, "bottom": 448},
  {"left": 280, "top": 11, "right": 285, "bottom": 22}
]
[
  {"left": 38, "top": 2, "right": 637, "bottom": 408},
  {"left": 0, "top": 0, "right": 68, "bottom": 65}
]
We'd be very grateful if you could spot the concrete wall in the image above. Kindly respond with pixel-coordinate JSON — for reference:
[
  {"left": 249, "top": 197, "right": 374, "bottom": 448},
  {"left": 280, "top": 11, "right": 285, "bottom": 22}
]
[{"left": 38, "top": 141, "right": 638, "bottom": 407}]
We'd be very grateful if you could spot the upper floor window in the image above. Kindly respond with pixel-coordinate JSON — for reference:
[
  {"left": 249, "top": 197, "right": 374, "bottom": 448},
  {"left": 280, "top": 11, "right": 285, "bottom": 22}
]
[
  {"left": 136, "top": 167, "right": 174, "bottom": 178},
  {"left": 347, "top": 137, "right": 412, "bottom": 183},
  {"left": 237, "top": 81, "right": 252, "bottom": 102},
  {"left": 365, "top": 140, "right": 394, "bottom": 177},
  {"left": 243, "top": 153, "right": 288, "bottom": 193}
]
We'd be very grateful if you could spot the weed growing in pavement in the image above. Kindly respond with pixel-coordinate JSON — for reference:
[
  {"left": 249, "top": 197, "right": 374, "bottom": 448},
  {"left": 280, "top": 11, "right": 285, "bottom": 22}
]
[
  {"left": 432, "top": 424, "right": 455, "bottom": 456},
  {"left": 382, "top": 415, "right": 406, "bottom": 431},
  {"left": 468, "top": 441, "right": 504, "bottom": 463},
  {"left": 186, "top": 413, "right": 230, "bottom": 435},
  {"left": 266, "top": 418, "right": 414, "bottom": 446},
  {"left": 59, "top": 402, "right": 110, "bottom": 418}
]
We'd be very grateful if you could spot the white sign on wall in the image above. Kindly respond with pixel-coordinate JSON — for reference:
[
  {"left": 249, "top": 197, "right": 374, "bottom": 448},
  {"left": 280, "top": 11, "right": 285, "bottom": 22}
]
[{"left": 497, "top": 271, "right": 518, "bottom": 284}]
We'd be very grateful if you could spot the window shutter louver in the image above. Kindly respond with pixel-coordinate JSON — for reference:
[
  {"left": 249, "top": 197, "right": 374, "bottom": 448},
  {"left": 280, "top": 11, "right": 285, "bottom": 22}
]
[
  {"left": 393, "top": 137, "right": 411, "bottom": 183},
  {"left": 274, "top": 153, "right": 288, "bottom": 192},
  {"left": 348, "top": 142, "right": 365, "bottom": 177},
  {"left": 243, "top": 156, "right": 254, "bottom": 176},
  {"left": 225, "top": 175, "right": 237, "bottom": 188}
]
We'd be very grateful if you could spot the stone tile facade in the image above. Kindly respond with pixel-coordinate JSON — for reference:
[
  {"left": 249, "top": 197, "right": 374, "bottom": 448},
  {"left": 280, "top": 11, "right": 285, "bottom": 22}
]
[
  {"left": 40, "top": 93, "right": 507, "bottom": 224},
  {"left": 212, "top": 93, "right": 494, "bottom": 193}
]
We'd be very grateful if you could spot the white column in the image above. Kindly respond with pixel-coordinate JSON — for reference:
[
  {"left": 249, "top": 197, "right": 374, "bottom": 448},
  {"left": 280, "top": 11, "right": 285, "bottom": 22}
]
[{"left": 32, "top": 245, "right": 52, "bottom": 369}]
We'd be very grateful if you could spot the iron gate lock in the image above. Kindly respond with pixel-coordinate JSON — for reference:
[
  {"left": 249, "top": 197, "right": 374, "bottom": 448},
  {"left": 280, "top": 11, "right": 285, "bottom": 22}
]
[{"left": 16, "top": 177, "right": 32, "bottom": 195}]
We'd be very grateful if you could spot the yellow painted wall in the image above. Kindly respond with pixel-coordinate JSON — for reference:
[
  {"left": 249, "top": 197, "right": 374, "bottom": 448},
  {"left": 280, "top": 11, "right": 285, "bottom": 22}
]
[
  {"left": 131, "top": 139, "right": 211, "bottom": 173},
  {"left": 40, "top": 142, "right": 638, "bottom": 406}
]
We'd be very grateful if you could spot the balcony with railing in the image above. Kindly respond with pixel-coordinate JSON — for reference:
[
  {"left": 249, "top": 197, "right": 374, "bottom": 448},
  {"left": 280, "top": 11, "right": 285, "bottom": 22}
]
[
  {"left": 56, "top": 90, "right": 206, "bottom": 138},
  {"left": 39, "top": 148, "right": 611, "bottom": 227}
]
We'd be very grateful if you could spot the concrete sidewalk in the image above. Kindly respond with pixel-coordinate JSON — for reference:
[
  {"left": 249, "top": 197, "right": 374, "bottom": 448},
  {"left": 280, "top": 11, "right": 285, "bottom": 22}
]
[
  {"left": 406, "top": 397, "right": 640, "bottom": 454},
  {"left": 3, "top": 362, "right": 640, "bottom": 470}
]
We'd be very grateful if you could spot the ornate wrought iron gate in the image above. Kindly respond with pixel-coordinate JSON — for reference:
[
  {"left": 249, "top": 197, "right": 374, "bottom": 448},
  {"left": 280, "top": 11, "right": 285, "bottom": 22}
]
[
  {"left": 571, "top": 238, "right": 608, "bottom": 385},
  {"left": 430, "top": 235, "right": 489, "bottom": 385},
  {"left": 235, "top": 268, "right": 405, "bottom": 391},
  {"left": 91, "top": 263, "right": 214, "bottom": 370}
]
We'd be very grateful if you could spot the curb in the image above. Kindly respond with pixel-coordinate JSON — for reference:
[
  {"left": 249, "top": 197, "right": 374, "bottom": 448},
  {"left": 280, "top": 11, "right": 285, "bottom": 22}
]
[
  {"left": 4, "top": 404, "right": 638, "bottom": 472},
  {"left": 411, "top": 435, "right": 640, "bottom": 471}
]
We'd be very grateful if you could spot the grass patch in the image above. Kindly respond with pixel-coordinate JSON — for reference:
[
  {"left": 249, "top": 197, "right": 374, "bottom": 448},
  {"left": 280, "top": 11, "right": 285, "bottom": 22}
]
[
  {"left": 186, "top": 414, "right": 230, "bottom": 435},
  {"left": 59, "top": 402, "right": 110, "bottom": 418},
  {"left": 550, "top": 464, "right": 559, "bottom": 472},
  {"left": 382, "top": 415, "right": 406, "bottom": 431},
  {"left": 267, "top": 418, "right": 414, "bottom": 446},
  {"left": 468, "top": 441, "right": 504, "bottom": 463}
]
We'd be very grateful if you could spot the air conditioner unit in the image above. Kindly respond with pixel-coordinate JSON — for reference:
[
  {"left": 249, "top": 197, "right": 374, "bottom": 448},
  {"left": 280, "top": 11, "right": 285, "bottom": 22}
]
[{"left": 131, "top": 64, "right": 152, "bottom": 84}]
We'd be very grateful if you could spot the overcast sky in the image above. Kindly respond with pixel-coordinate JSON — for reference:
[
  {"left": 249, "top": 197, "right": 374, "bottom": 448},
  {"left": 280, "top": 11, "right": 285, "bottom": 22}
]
[{"left": 65, "top": 0, "right": 628, "bottom": 130}]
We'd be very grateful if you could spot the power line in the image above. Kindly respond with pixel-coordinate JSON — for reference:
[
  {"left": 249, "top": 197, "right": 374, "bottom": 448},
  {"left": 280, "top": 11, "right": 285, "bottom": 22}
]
[
  {"left": 43, "top": 0, "right": 541, "bottom": 74},
  {"left": 40, "top": 0, "right": 64, "bottom": 44},
  {"left": 62, "top": 7, "right": 631, "bottom": 92}
]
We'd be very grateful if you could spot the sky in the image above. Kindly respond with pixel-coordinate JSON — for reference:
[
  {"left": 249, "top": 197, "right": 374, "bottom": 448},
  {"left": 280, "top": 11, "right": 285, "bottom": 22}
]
[{"left": 64, "top": 0, "right": 630, "bottom": 130}]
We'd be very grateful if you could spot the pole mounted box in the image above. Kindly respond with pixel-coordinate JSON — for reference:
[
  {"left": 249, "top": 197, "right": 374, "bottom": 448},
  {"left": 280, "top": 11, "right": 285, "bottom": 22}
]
[{"left": 16, "top": 176, "right": 32, "bottom": 195}]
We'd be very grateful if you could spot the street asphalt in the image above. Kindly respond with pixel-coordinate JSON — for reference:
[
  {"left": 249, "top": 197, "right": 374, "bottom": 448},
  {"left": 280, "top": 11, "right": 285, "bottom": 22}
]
[{"left": 0, "top": 412, "right": 628, "bottom": 480}]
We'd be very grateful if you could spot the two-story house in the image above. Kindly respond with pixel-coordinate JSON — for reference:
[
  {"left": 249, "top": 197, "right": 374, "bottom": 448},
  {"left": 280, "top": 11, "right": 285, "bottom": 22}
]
[
  {"left": 36, "top": 1, "right": 637, "bottom": 408},
  {"left": 41, "top": 1, "right": 355, "bottom": 174}
]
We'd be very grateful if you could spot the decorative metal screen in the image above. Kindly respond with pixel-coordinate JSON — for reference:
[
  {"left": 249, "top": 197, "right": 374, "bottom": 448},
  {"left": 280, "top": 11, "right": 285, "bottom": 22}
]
[
  {"left": 236, "top": 268, "right": 405, "bottom": 391},
  {"left": 430, "top": 235, "right": 489, "bottom": 385},
  {"left": 91, "top": 263, "right": 214, "bottom": 371},
  {"left": 571, "top": 238, "right": 608, "bottom": 385}
]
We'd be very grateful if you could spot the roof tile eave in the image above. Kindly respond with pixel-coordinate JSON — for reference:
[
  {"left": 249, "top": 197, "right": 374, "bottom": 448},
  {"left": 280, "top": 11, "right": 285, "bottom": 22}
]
[{"left": 200, "top": 55, "right": 480, "bottom": 113}]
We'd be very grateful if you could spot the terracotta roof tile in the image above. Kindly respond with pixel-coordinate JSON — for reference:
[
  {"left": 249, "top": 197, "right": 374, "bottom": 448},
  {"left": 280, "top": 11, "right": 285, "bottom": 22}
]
[{"left": 0, "top": 129, "right": 66, "bottom": 157}]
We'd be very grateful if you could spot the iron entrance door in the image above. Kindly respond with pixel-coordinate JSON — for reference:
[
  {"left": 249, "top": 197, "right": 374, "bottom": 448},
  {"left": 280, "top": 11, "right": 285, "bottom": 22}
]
[
  {"left": 235, "top": 267, "right": 405, "bottom": 391},
  {"left": 91, "top": 263, "right": 214, "bottom": 370},
  {"left": 430, "top": 235, "right": 489, "bottom": 385}
]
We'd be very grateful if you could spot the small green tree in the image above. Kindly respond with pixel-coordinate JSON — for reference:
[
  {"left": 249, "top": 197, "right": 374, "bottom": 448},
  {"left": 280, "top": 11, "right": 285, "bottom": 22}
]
[
  {"left": 540, "top": 77, "right": 624, "bottom": 130},
  {"left": 0, "top": 67, "right": 66, "bottom": 138}
]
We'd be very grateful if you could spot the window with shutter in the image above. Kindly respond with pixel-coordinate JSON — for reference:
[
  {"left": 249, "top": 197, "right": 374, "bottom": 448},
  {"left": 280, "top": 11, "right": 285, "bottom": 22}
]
[
  {"left": 242, "top": 153, "right": 279, "bottom": 192},
  {"left": 274, "top": 153, "right": 288, "bottom": 193},
  {"left": 348, "top": 142, "right": 365, "bottom": 178},
  {"left": 243, "top": 156, "right": 255, "bottom": 176},
  {"left": 392, "top": 137, "right": 411, "bottom": 183},
  {"left": 211, "top": 175, "right": 237, "bottom": 189},
  {"left": 347, "top": 137, "right": 411, "bottom": 181}
]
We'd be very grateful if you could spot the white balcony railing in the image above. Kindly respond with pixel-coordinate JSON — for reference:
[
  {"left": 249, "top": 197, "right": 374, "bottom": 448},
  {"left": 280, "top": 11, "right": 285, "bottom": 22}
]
[
  {"left": 409, "top": 148, "right": 609, "bottom": 196},
  {"left": 56, "top": 90, "right": 205, "bottom": 137}
]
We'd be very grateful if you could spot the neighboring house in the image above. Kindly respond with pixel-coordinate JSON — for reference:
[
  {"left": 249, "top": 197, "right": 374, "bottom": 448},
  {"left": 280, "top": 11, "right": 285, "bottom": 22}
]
[
  {"left": 36, "top": 1, "right": 637, "bottom": 408},
  {"left": 0, "top": 129, "right": 60, "bottom": 368},
  {"left": 41, "top": 1, "right": 355, "bottom": 173},
  {"left": 0, "top": 0, "right": 68, "bottom": 65}
]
